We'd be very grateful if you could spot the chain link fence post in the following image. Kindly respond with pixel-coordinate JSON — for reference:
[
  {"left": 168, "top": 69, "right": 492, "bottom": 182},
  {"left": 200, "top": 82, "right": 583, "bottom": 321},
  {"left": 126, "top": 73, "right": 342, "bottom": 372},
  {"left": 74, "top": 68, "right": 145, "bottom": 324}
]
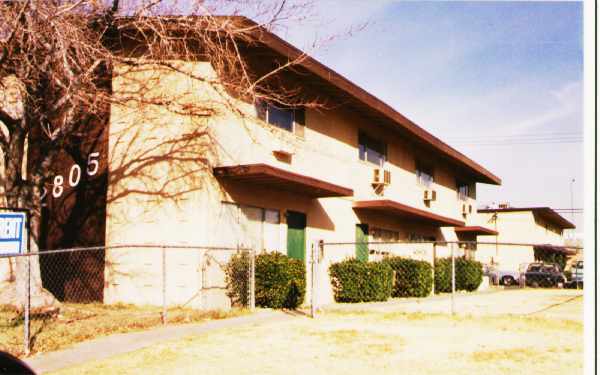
[
  {"left": 310, "top": 242, "right": 316, "bottom": 319},
  {"left": 161, "top": 246, "right": 167, "bottom": 325},
  {"left": 249, "top": 249, "right": 255, "bottom": 311},
  {"left": 431, "top": 242, "right": 436, "bottom": 296},
  {"left": 451, "top": 242, "right": 456, "bottom": 315},
  {"left": 310, "top": 241, "right": 322, "bottom": 319},
  {"left": 24, "top": 253, "right": 31, "bottom": 355}
]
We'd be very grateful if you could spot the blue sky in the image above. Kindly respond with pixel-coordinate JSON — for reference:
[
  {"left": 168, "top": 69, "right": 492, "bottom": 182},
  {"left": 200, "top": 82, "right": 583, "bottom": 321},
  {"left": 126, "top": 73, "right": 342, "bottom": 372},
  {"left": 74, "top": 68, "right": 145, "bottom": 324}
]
[{"left": 277, "top": 1, "right": 584, "bottom": 233}]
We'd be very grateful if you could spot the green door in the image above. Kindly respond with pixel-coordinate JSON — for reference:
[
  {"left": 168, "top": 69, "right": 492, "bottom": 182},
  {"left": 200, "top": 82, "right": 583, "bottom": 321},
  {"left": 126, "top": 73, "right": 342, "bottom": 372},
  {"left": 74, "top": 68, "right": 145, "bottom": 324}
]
[
  {"left": 287, "top": 211, "right": 306, "bottom": 261},
  {"left": 356, "top": 224, "right": 369, "bottom": 262}
]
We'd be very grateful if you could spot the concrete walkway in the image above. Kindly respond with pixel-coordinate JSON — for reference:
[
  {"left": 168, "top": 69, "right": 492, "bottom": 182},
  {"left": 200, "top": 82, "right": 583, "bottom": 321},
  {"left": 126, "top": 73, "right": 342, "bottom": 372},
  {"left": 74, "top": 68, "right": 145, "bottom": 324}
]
[{"left": 25, "top": 309, "right": 297, "bottom": 374}]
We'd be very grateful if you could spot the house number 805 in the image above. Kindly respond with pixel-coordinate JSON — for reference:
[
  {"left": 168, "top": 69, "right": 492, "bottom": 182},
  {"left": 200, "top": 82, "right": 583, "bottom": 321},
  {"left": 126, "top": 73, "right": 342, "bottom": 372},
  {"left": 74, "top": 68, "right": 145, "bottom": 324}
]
[{"left": 46, "top": 152, "right": 101, "bottom": 201}]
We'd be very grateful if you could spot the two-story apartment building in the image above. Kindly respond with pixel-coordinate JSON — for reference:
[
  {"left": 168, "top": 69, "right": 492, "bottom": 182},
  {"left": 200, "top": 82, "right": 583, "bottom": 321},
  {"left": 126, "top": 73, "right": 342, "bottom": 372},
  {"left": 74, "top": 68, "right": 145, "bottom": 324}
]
[
  {"left": 475, "top": 206, "right": 575, "bottom": 272},
  {"left": 29, "top": 17, "right": 501, "bottom": 308}
]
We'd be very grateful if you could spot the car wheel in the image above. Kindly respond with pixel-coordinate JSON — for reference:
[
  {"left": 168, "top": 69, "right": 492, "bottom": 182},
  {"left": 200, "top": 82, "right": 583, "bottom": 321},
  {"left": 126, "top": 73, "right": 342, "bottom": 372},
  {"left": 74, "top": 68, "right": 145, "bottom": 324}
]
[
  {"left": 531, "top": 281, "right": 539, "bottom": 288},
  {"left": 502, "top": 276, "right": 514, "bottom": 286}
]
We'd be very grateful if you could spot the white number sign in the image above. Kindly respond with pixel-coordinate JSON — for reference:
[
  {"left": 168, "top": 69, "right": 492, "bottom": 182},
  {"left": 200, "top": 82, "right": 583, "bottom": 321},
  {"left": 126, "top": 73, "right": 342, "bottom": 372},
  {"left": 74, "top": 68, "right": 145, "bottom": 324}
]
[{"left": 42, "top": 152, "right": 101, "bottom": 202}]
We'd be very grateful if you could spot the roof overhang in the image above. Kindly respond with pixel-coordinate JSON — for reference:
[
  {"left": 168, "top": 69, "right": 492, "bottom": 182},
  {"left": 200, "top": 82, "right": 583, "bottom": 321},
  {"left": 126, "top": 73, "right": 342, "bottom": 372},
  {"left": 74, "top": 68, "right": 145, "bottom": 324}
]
[
  {"left": 353, "top": 199, "right": 465, "bottom": 227},
  {"left": 478, "top": 207, "right": 575, "bottom": 229},
  {"left": 454, "top": 226, "right": 498, "bottom": 236},
  {"left": 241, "top": 20, "right": 501, "bottom": 186},
  {"left": 533, "top": 244, "right": 577, "bottom": 255},
  {"left": 113, "top": 16, "right": 501, "bottom": 186},
  {"left": 213, "top": 163, "right": 354, "bottom": 198}
]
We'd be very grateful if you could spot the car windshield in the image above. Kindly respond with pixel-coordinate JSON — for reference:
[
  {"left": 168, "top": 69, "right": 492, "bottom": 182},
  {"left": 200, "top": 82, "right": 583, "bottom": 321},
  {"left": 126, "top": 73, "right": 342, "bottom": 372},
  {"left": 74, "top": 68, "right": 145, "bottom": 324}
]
[
  {"left": 542, "top": 265, "right": 555, "bottom": 272},
  {"left": 527, "top": 265, "right": 542, "bottom": 272}
]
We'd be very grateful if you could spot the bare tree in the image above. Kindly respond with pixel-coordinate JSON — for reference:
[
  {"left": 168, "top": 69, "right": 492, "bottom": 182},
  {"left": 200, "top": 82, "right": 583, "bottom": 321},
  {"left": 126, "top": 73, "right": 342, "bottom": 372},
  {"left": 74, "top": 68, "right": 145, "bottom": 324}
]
[{"left": 0, "top": 0, "right": 323, "bottom": 310}]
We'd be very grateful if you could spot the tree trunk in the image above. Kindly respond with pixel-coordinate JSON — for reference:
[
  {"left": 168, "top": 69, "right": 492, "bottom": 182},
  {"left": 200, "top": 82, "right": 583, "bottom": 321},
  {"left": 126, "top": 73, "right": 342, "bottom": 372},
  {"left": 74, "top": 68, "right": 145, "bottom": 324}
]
[{"left": 0, "top": 127, "right": 60, "bottom": 313}]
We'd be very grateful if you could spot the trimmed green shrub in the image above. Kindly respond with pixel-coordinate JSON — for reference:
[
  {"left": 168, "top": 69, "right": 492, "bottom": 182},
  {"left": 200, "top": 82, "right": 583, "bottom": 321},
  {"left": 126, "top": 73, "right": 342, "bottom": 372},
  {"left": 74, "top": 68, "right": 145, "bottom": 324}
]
[
  {"left": 225, "top": 251, "right": 306, "bottom": 309},
  {"left": 434, "top": 257, "right": 483, "bottom": 293},
  {"left": 383, "top": 257, "right": 433, "bottom": 297},
  {"left": 329, "top": 259, "right": 393, "bottom": 303},
  {"left": 434, "top": 258, "right": 453, "bottom": 293},
  {"left": 255, "top": 252, "right": 306, "bottom": 309},
  {"left": 456, "top": 258, "right": 483, "bottom": 292},
  {"left": 224, "top": 251, "right": 251, "bottom": 307}
]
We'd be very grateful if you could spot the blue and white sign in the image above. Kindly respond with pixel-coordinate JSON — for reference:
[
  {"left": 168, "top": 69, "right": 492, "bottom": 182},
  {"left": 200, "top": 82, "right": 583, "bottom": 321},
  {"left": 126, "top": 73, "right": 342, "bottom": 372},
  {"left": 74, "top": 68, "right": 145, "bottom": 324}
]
[{"left": 0, "top": 212, "right": 27, "bottom": 256}]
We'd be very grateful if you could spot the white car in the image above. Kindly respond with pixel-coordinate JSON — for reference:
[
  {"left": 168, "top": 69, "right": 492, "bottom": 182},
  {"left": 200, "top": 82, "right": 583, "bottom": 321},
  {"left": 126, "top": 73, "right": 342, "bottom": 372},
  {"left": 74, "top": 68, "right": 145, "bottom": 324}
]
[{"left": 484, "top": 264, "right": 521, "bottom": 286}]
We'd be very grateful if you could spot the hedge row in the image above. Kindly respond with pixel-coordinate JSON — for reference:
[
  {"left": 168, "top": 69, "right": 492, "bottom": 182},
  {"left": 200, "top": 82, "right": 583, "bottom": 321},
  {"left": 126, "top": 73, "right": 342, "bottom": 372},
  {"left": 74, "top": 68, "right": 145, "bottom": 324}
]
[
  {"left": 383, "top": 257, "right": 433, "bottom": 297},
  {"left": 226, "top": 252, "right": 483, "bottom": 308},
  {"left": 225, "top": 252, "right": 306, "bottom": 309},
  {"left": 329, "top": 259, "right": 393, "bottom": 303},
  {"left": 434, "top": 257, "right": 483, "bottom": 293}
]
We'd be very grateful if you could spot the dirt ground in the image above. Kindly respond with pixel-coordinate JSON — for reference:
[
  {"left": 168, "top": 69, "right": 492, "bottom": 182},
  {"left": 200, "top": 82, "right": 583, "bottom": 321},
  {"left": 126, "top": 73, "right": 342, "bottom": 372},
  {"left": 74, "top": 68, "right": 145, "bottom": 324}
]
[{"left": 51, "top": 289, "right": 584, "bottom": 375}]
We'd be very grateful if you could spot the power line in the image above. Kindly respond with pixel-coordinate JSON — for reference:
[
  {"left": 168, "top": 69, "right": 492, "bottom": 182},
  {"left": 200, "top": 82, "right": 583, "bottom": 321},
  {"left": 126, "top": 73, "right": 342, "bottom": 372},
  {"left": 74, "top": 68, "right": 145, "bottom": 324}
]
[
  {"left": 452, "top": 140, "right": 582, "bottom": 146},
  {"left": 446, "top": 131, "right": 582, "bottom": 141},
  {"left": 445, "top": 131, "right": 584, "bottom": 146}
]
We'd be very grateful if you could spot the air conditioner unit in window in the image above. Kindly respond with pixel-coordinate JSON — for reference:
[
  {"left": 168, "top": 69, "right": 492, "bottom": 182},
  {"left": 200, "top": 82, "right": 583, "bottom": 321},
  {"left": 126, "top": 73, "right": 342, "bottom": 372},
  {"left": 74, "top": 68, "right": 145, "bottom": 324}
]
[
  {"left": 372, "top": 168, "right": 391, "bottom": 186},
  {"left": 424, "top": 190, "right": 437, "bottom": 202},
  {"left": 462, "top": 204, "right": 472, "bottom": 215}
]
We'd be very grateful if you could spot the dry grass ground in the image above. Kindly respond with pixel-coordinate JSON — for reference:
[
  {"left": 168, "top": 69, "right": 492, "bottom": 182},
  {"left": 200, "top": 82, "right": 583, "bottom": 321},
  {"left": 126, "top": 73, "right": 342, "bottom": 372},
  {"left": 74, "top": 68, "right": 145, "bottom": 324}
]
[
  {"left": 50, "top": 290, "right": 583, "bottom": 375},
  {"left": 0, "top": 303, "right": 248, "bottom": 357}
]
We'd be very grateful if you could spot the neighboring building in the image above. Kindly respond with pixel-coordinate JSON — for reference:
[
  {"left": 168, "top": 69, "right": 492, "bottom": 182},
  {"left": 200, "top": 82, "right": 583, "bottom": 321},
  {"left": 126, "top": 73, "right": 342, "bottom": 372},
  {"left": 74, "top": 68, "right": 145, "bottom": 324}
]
[
  {"left": 11, "top": 17, "right": 501, "bottom": 308},
  {"left": 475, "top": 206, "right": 576, "bottom": 272}
]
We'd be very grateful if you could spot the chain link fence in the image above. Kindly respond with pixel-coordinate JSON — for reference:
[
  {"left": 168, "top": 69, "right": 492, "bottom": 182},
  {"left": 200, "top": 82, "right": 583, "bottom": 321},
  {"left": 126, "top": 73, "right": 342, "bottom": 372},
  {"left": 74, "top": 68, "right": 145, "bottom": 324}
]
[
  {"left": 311, "top": 240, "right": 582, "bottom": 317},
  {"left": 0, "top": 239, "right": 583, "bottom": 356},
  {"left": 0, "top": 245, "right": 255, "bottom": 356}
]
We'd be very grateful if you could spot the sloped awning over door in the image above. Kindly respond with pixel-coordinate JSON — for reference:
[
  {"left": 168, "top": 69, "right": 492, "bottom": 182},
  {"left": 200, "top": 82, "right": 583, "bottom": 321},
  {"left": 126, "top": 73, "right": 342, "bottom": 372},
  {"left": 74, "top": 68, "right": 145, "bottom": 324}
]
[
  {"left": 353, "top": 199, "right": 465, "bottom": 227},
  {"left": 454, "top": 226, "right": 498, "bottom": 236},
  {"left": 213, "top": 163, "right": 354, "bottom": 198}
]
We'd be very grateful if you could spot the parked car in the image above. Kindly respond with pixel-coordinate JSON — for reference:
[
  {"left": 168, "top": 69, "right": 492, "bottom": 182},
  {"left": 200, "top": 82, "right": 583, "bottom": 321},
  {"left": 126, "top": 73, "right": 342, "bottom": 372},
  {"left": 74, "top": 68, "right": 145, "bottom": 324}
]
[
  {"left": 566, "top": 260, "right": 583, "bottom": 288},
  {"left": 483, "top": 264, "right": 520, "bottom": 286},
  {"left": 524, "top": 262, "right": 566, "bottom": 288}
]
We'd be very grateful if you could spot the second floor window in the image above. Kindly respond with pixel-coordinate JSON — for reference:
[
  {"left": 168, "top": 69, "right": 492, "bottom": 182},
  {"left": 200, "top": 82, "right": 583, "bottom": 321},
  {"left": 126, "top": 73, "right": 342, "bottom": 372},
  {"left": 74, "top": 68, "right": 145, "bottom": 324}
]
[
  {"left": 358, "top": 132, "right": 387, "bottom": 166},
  {"left": 256, "top": 101, "right": 305, "bottom": 136},
  {"left": 416, "top": 163, "right": 434, "bottom": 188},
  {"left": 457, "top": 181, "right": 475, "bottom": 200},
  {"left": 458, "top": 183, "right": 469, "bottom": 201},
  {"left": 267, "top": 105, "right": 294, "bottom": 132}
]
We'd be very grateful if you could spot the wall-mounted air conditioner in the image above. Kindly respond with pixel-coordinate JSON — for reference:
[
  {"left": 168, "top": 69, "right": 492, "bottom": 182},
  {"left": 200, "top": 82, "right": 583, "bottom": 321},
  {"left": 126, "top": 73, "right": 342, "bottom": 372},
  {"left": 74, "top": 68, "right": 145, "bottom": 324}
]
[
  {"left": 424, "top": 190, "right": 437, "bottom": 202},
  {"left": 462, "top": 204, "right": 472, "bottom": 215},
  {"left": 372, "top": 168, "right": 391, "bottom": 186}
]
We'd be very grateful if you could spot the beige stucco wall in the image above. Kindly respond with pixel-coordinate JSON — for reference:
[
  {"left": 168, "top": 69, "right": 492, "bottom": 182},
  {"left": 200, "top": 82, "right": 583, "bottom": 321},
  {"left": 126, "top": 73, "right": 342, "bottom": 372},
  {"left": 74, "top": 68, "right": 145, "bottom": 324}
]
[
  {"left": 104, "top": 60, "right": 488, "bottom": 309},
  {"left": 473, "top": 210, "right": 565, "bottom": 272}
]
